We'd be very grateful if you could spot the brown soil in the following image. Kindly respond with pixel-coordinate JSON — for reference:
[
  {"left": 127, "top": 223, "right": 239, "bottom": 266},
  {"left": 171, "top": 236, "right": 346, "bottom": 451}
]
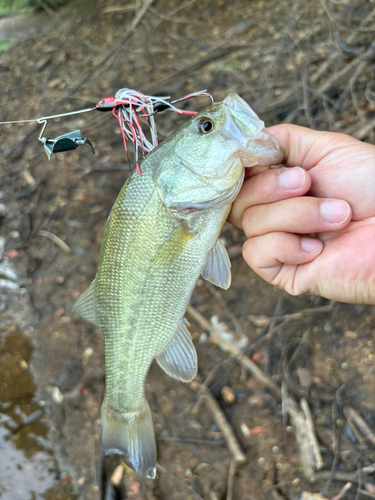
[{"left": 1, "top": 1, "right": 375, "bottom": 499}]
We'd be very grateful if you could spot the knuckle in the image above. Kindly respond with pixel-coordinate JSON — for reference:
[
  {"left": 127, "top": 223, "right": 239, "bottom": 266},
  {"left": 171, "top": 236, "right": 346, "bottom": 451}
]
[{"left": 242, "top": 207, "right": 259, "bottom": 237}]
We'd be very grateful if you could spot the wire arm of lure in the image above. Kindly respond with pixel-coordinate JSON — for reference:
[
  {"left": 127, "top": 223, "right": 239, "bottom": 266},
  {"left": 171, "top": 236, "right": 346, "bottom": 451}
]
[
  {"left": 0, "top": 107, "right": 96, "bottom": 160},
  {"left": 0, "top": 107, "right": 94, "bottom": 126}
]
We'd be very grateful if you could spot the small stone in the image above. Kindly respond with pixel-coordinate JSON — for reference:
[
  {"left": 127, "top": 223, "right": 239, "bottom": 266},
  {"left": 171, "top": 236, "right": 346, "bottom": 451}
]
[
  {"left": 0, "top": 204, "right": 7, "bottom": 217},
  {"left": 110, "top": 465, "right": 124, "bottom": 487},
  {"left": 61, "top": 472, "right": 71, "bottom": 484},
  {"left": 247, "top": 394, "right": 262, "bottom": 406},
  {"left": 51, "top": 386, "right": 64, "bottom": 404},
  {"left": 344, "top": 330, "right": 358, "bottom": 340},
  {"left": 77, "top": 476, "right": 86, "bottom": 487},
  {"left": 154, "top": 423, "right": 162, "bottom": 433},
  {"left": 5, "top": 249, "right": 18, "bottom": 259},
  {"left": 189, "top": 381, "right": 200, "bottom": 392},
  {"left": 19, "top": 359, "right": 28, "bottom": 370},
  {"left": 301, "top": 493, "right": 328, "bottom": 500},
  {"left": 82, "top": 347, "right": 94, "bottom": 364},
  {"left": 241, "top": 422, "right": 250, "bottom": 436},
  {"left": 249, "top": 425, "right": 263, "bottom": 436},
  {"left": 130, "top": 480, "right": 141, "bottom": 494},
  {"left": 221, "top": 386, "right": 235, "bottom": 405},
  {"left": 365, "top": 483, "right": 375, "bottom": 494}
]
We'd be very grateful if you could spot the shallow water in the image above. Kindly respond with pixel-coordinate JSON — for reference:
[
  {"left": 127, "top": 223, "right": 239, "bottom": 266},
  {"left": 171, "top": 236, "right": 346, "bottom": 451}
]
[{"left": 0, "top": 248, "right": 75, "bottom": 500}]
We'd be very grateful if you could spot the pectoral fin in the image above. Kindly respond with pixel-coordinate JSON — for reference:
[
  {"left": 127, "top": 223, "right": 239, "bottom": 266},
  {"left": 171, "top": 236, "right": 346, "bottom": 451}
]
[
  {"left": 156, "top": 318, "right": 197, "bottom": 382},
  {"left": 71, "top": 278, "right": 97, "bottom": 326},
  {"left": 201, "top": 239, "right": 231, "bottom": 289}
]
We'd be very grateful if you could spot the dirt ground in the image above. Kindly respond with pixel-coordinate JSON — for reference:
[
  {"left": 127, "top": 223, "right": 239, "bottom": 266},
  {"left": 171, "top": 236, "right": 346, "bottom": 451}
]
[{"left": 1, "top": 0, "right": 375, "bottom": 499}]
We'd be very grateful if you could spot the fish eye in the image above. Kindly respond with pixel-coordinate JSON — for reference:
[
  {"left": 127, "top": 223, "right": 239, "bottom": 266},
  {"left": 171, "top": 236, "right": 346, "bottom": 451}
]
[{"left": 198, "top": 118, "right": 214, "bottom": 134}]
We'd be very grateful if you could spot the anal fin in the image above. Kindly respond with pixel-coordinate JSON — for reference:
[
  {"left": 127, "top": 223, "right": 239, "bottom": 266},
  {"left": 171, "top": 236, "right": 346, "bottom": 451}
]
[
  {"left": 201, "top": 239, "right": 231, "bottom": 289},
  {"left": 156, "top": 318, "right": 197, "bottom": 382},
  {"left": 71, "top": 278, "right": 97, "bottom": 326}
]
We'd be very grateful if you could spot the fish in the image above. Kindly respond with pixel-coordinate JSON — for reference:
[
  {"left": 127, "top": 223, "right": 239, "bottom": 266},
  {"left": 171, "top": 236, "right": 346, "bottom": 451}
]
[{"left": 71, "top": 93, "right": 283, "bottom": 479}]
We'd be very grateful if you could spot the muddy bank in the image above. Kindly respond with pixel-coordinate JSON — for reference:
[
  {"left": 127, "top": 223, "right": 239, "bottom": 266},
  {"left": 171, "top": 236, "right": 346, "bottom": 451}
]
[
  {"left": 0, "top": 237, "right": 76, "bottom": 499},
  {"left": 1, "top": 0, "right": 375, "bottom": 499}
]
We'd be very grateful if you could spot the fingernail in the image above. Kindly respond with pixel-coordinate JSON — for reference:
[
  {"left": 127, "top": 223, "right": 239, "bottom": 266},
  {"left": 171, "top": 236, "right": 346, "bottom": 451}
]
[
  {"left": 279, "top": 167, "right": 305, "bottom": 190},
  {"left": 320, "top": 200, "right": 350, "bottom": 224},
  {"left": 301, "top": 237, "right": 323, "bottom": 255}
]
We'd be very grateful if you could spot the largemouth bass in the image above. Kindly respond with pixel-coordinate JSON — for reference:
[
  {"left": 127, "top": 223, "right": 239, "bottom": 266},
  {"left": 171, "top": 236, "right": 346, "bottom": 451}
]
[{"left": 72, "top": 93, "right": 283, "bottom": 478}]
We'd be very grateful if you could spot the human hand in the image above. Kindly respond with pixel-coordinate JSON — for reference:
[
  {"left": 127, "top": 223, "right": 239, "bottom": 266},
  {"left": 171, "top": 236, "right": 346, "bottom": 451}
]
[{"left": 229, "top": 124, "right": 375, "bottom": 304}]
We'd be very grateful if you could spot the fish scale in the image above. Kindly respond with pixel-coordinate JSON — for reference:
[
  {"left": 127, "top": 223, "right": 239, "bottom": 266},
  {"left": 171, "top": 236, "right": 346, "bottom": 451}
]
[{"left": 71, "top": 93, "right": 284, "bottom": 478}]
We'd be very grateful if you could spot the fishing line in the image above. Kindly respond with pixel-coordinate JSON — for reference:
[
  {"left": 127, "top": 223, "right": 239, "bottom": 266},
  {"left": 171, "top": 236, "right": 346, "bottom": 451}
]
[{"left": 0, "top": 107, "right": 94, "bottom": 125}]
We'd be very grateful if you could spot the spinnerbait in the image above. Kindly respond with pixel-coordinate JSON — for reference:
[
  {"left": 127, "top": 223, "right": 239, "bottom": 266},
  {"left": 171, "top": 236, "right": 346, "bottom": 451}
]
[{"left": 0, "top": 89, "right": 214, "bottom": 174}]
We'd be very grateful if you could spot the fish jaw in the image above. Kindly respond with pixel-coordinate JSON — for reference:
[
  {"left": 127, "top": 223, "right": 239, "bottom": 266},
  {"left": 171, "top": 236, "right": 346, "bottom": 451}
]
[
  {"left": 223, "top": 93, "right": 284, "bottom": 167},
  {"left": 241, "top": 129, "right": 284, "bottom": 167}
]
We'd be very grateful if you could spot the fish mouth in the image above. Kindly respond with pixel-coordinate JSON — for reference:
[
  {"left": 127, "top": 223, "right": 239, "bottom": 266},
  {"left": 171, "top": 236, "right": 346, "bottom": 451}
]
[
  {"left": 242, "top": 132, "right": 284, "bottom": 167},
  {"left": 223, "top": 93, "right": 284, "bottom": 167}
]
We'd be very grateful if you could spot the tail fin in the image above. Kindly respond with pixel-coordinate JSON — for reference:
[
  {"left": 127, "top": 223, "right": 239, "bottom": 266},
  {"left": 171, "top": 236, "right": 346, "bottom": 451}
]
[{"left": 101, "top": 400, "right": 156, "bottom": 479}]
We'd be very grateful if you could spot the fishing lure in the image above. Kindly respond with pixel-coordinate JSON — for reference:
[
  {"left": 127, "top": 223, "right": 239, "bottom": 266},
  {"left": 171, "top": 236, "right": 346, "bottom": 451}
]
[
  {"left": 38, "top": 119, "right": 95, "bottom": 160},
  {"left": 0, "top": 89, "right": 214, "bottom": 174}
]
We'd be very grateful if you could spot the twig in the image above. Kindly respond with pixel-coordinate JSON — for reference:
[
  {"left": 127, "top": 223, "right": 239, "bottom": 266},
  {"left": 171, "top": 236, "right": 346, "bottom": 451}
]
[
  {"left": 356, "top": 465, "right": 364, "bottom": 500},
  {"left": 301, "top": 398, "right": 323, "bottom": 470},
  {"left": 226, "top": 460, "right": 236, "bottom": 500},
  {"left": 187, "top": 305, "right": 281, "bottom": 396},
  {"left": 312, "top": 462, "right": 375, "bottom": 483},
  {"left": 266, "top": 296, "right": 284, "bottom": 340},
  {"left": 358, "top": 490, "right": 375, "bottom": 499},
  {"left": 146, "top": 5, "right": 286, "bottom": 95},
  {"left": 282, "top": 385, "right": 323, "bottom": 479},
  {"left": 310, "top": 8, "right": 375, "bottom": 84},
  {"left": 4, "top": 0, "right": 155, "bottom": 160},
  {"left": 195, "top": 382, "right": 246, "bottom": 465},
  {"left": 204, "top": 281, "right": 245, "bottom": 339},
  {"left": 345, "top": 412, "right": 366, "bottom": 446},
  {"left": 37, "top": 230, "right": 71, "bottom": 253},
  {"left": 349, "top": 60, "right": 368, "bottom": 114},
  {"left": 321, "top": 404, "right": 341, "bottom": 497},
  {"left": 332, "top": 482, "right": 352, "bottom": 500},
  {"left": 353, "top": 117, "right": 375, "bottom": 141},
  {"left": 318, "top": 58, "right": 362, "bottom": 94},
  {"left": 33, "top": 0, "right": 56, "bottom": 16},
  {"left": 248, "top": 303, "right": 334, "bottom": 327},
  {"left": 302, "top": 61, "right": 315, "bottom": 129},
  {"left": 191, "top": 363, "right": 225, "bottom": 416},
  {"left": 285, "top": 327, "right": 311, "bottom": 372},
  {"left": 156, "top": 464, "right": 204, "bottom": 500},
  {"left": 156, "top": 436, "right": 224, "bottom": 446},
  {"left": 145, "top": 44, "right": 252, "bottom": 95},
  {"left": 261, "top": 0, "right": 301, "bottom": 80},
  {"left": 344, "top": 407, "right": 375, "bottom": 446}
]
